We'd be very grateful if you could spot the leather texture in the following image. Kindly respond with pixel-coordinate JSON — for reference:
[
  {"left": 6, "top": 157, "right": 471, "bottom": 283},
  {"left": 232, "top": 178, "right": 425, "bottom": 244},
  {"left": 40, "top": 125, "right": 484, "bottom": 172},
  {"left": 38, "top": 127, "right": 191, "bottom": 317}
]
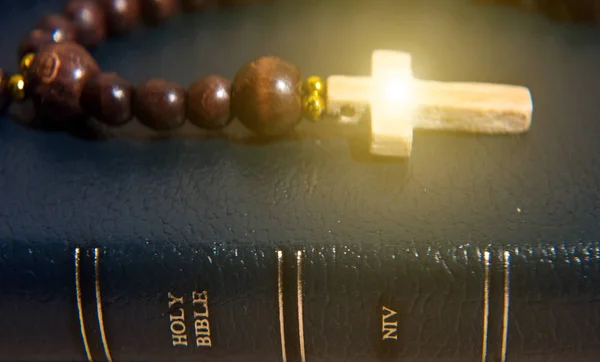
[
  {"left": 0, "top": 241, "right": 599, "bottom": 362},
  {"left": 0, "top": 0, "right": 599, "bottom": 361}
]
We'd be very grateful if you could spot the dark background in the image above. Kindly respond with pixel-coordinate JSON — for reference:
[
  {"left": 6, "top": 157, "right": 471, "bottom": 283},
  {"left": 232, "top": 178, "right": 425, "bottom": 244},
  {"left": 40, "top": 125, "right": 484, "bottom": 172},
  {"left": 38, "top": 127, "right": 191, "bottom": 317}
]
[{"left": 1, "top": 0, "right": 599, "bottom": 248}]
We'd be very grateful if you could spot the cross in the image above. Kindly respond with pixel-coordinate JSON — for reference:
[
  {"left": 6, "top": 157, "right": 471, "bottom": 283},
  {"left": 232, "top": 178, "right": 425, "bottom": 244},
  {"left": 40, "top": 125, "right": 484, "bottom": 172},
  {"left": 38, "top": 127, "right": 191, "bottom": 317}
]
[{"left": 326, "top": 50, "right": 533, "bottom": 158}]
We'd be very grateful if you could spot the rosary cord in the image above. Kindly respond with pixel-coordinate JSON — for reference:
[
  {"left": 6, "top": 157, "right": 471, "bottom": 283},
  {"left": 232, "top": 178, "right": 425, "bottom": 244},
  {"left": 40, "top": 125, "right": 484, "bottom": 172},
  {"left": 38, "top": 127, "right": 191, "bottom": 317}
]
[
  {"left": 0, "top": 0, "right": 585, "bottom": 140},
  {"left": 0, "top": 0, "right": 327, "bottom": 139}
]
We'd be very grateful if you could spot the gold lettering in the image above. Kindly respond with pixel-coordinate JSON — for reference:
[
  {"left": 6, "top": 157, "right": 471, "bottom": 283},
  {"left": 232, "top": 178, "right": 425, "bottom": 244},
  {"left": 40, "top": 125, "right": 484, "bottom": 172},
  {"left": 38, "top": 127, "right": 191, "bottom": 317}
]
[
  {"left": 195, "top": 319, "right": 211, "bottom": 336},
  {"left": 171, "top": 319, "right": 187, "bottom": 334},
  {"left": 168, "top": 293, "right": 188, "bottom": 348},
  {"left": 382, "top": 306, "right": 398, "bottom": 319},
  {"left": 172, "top": 334, "right": 188, "bottom": 347},
  {"left": 170, "top": 307, "right": 185, "bottom": 321},
  {"left": 194, "top": 308, "right": 209, "bottom": 319},
  {"left": 193, "top": 290, "right": 212, "bottom": 348},
  {"left": 196, "top": 336, "right": 212, "bottom": 347},
  {"left": 382, "top": 306, "right": 399, "bottom": 341},
  {"left": 193, "top": 291, "right": 209, "bottom": 317},
  {"left": 168, "top": 292, "right": 184, "bottom": 308},
  {"left": 193, "top": 291, "right": 208, "bottom": 304}
]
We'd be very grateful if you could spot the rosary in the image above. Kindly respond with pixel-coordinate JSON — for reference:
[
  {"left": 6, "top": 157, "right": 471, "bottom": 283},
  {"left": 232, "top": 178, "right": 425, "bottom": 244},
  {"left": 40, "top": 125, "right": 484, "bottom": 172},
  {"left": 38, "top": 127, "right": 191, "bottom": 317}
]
[{"left": 0, "top": 0, "right": 547, "bottom": 158}]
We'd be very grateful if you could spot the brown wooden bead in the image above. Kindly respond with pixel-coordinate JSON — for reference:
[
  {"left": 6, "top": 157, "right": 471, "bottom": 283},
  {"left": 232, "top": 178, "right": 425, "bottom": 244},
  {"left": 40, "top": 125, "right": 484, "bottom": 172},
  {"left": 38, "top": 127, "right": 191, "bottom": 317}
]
[
  {"left": 64, "top": 0, "right": 107, "bottom": 48},
  {"left": 99, "top": 0, "right": 140, "bottom": 35},
  {"left": 18, "top": 29, "right": 57, "bottom": 60},
  {"left": 186, "top": 75, "right": 232, "bottom": 130},
  {"left": 140, "top": 0, "right": 179, "bottom": 25},
  {"left": 134, "top": 78, "right": 186, "bottom": 130},
  {"left": 36, "top": 14, "right": 77, "bottom": 43},
  {"left": 26, "top": 42, "right": 100, "bottom": 122},
  {"left": 231, "top": 56, "right": 302, "bottom": 137},
  {"left": 0, "top": 69, "right": 9, "bottom": 111},
  {"left": 81, "top": 73, "right": 134, "bottom": 126}
]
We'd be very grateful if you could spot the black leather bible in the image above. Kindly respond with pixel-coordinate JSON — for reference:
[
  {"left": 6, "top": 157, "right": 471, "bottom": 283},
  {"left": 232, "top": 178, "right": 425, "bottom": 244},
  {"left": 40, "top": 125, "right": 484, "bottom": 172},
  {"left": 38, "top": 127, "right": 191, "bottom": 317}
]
[
  {"left": 1, "top": 0, "right": 599, "bottom": 361},
  {"left": 2, "top": 240, "right": 599, "bottom": 362}
]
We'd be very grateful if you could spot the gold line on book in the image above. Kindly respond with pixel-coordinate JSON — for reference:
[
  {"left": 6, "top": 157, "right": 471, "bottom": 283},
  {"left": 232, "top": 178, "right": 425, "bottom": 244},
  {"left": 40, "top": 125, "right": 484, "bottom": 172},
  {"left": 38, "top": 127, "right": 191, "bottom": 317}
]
[
  {"left": 500, "top": 250, "right": 511, "bottom": 362},
  {"left": 74, "top": 248, "right": 93, "bottom": 362},
  {"left": 297, "top": 250, "right": 307, "bottom": 362},
  {"left": 481, "top": 250, "right": 491, "bottom": 362},
  {"left": 277, "top": 250, "right": 287, "bottom": 362},
  {"left": 94, "top": 248, "right": 113, "bottom": 362}
]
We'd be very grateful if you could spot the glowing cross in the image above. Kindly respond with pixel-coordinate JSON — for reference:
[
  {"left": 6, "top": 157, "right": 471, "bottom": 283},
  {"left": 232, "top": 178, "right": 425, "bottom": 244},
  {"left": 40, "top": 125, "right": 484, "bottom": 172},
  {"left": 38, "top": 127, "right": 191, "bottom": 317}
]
[{"left": 327, "top": 50, "right": 533, "bottom": 157}]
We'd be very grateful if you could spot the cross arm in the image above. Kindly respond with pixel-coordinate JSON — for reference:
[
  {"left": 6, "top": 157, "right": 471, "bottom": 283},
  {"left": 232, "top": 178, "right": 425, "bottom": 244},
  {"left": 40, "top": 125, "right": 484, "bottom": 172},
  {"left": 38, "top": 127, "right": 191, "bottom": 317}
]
[
  {"left": 327, "top": 76, "right": 532, "bottom": 132},
  {"left": 414, "top": 80, "right": 533, "bottom": 134},
  {"left": 325, "top": 49, "right": 533, "bottom": 158}
]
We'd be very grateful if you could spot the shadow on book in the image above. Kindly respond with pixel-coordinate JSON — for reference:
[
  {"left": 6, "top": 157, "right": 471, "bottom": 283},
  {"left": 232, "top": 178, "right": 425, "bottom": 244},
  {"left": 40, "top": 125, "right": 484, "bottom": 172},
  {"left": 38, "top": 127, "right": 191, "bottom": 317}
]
[{"left": 7, "top": 100, "right": 412, "bottom": 168}]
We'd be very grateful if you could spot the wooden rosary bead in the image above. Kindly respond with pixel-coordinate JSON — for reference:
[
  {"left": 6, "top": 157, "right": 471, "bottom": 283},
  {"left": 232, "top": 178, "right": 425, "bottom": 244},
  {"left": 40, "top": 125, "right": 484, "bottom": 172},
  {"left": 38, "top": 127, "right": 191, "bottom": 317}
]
[
  {"left": 100, "top": 0, "right": 141, "bottom": 35},
  {"left": 36, "top": 14, "right": 77, "bottom": 43},
  {"left": 26, "top": 42, "right": 100, "bottom": 122},
  {"left": 141, "top": 0, "right": 179, "bottom": 25},
  {"left": 134, "top": 78, "right": 186, "bottom": 130},
  {"left": 231, "top": 56, "right": 303, "bottom": 137},
  {"left": 64, "top": 0, "right": 107, "bottom": 48},
  {"left": 18, "top": 29, "right": 56, "bottom": 60},
  {"left": 186, "top": 75, "right": 232, "bottom": 130},
  {"left": 81, "top": 73, "right": 134, "bottom": 126}
]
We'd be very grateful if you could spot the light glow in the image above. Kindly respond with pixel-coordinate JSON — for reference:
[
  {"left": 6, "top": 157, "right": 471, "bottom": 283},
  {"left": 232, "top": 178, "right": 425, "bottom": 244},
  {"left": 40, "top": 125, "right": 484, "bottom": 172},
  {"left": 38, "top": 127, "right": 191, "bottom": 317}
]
[
  {"left": 52, "top": 31, "right": 62, "bottom": 42},
  {"left": 73, "top": 68, "right": 83, "bottom": 80},
  {"left": 112, "top": 88, "right": 124, "bottom": 100},
  {"left": 369, "top": 51, "right": 417, "bottom": 157},
  {"left": 373, "top": 73, "right": 416, "bottom": 123},
  {"left": 115, "top": 0, "right": 127, "bottom": 12},
  {"left": 80, "top": 8, "right": 92, "bottom": 23},
  {"left": 382, "top": 76, "right": 415, "bottom": 106},
  {"left": 276, "top": 80, "right": 287, "bottom": 92}
]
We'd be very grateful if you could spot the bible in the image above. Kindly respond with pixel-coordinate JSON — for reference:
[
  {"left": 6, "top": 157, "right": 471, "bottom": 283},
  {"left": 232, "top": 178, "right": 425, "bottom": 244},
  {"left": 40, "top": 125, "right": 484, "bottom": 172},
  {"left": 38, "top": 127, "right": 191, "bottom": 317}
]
[{"left": 1, "top": 240, "right": 599, "bottom": 361}]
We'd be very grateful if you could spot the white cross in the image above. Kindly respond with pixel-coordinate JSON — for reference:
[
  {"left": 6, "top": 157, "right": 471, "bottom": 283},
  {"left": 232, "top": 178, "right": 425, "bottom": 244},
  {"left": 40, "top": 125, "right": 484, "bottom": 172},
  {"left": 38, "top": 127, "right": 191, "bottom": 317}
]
[{"left": 327, "top": 50, "right": 533, "bottom": 158}]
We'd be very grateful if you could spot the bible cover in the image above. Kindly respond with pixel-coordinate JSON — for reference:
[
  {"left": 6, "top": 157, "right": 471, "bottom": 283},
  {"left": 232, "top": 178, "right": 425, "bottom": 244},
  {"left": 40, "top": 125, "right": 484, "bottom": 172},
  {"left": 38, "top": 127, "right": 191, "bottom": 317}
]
[{"left": 0, "top": 0, "right": 599, "bottom": 361}]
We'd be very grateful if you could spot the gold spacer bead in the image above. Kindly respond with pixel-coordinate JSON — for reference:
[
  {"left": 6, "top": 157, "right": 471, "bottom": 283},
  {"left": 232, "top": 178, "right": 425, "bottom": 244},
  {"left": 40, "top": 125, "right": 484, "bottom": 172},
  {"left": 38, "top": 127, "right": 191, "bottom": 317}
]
[
  {"left": 8, "top": 74, "right": 26, "bottom": 101},
  {"left": 303, "top": 92, "right": 326, "bottom": 122},
  {"left": 304, "top": 75, "right": 326, "bottom": 96},
  {"left": 19, "top": 53, "right": 35, "bottom": 74}
]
